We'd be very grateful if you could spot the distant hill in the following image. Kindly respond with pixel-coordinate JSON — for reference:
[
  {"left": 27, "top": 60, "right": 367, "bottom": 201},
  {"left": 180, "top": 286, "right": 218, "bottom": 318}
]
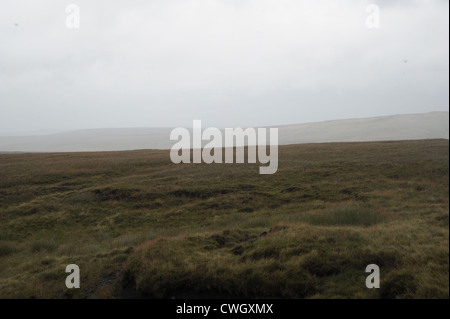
[
  {"left": 0, "top": 112, "right": 448, "bottom": 152},
  {"left": 276, "top": 111, "right": 449, "bottom": 145}
]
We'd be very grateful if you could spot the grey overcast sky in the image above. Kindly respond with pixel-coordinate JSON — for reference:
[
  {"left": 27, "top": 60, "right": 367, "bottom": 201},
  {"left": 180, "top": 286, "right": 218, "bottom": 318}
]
[{"left": 0, "top": 0, "right": 448, "bottom": 134}]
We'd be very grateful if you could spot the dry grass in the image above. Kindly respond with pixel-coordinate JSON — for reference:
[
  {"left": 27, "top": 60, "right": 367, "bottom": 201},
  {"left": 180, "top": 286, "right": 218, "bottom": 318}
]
[{"left": 0, "top": 139, "right": 448, "bottom": 298}]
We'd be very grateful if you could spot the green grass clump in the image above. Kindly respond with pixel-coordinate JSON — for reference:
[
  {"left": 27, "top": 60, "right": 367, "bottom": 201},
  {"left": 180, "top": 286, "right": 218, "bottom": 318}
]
[
  {"left": 380, "top": 270, "right": 418, "bottom": 299},
  {"left": 304, "top": 205, "right": 384, "bottom": 226},
  {"left": 30, "top": 239, "right": 59, "bottom": 253},
  {"left": 0, "top": 242, "right": 18, "bottom": 257}
]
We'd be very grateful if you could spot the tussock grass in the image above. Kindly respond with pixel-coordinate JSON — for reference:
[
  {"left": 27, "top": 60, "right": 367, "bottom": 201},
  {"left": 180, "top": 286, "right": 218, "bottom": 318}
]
[
  {"left": 0, "top": 242, "right": 19, "bottom": 258},
  {"left": 0, "top": 140, "right": 448, "bottom": 298},
  {"left": 303, "top": 205, "right": 384, "bottom": 226},
  {"left": 30, "top": 239, "right": 59, "bottom": 253}
]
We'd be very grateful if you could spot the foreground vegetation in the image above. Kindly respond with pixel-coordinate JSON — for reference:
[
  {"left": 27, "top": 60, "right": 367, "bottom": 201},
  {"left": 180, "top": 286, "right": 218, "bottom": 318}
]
[{"left": 0, "top": 139, "right": 448, "bottom": 298}]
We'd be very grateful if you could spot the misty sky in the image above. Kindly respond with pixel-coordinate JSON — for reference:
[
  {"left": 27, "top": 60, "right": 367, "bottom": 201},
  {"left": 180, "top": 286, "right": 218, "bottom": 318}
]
[{"left": 0, "top": 0, "right": 448, "bottom": 134}]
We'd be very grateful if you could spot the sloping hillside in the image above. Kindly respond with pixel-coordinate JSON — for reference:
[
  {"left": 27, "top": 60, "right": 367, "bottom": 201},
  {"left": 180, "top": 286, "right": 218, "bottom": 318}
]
[{"left": 0, "top": 112, "right": 448, "bottom": 152}]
